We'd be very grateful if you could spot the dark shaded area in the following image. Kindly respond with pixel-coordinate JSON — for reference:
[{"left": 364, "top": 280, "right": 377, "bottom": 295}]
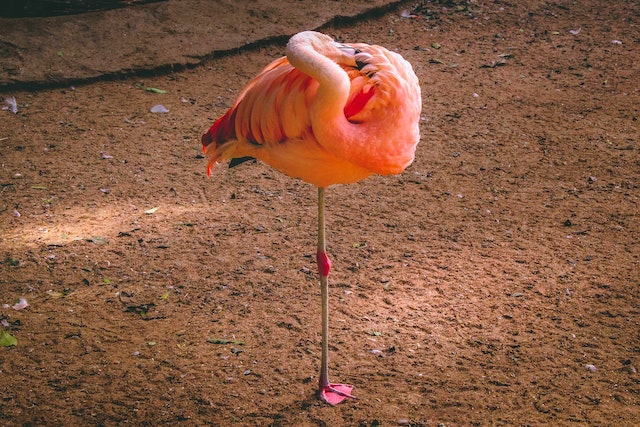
[
  {"left": 0, "top": 0, "right": 401, "bottom": 88},
  {"left": 0, "top": 0, "right": 167, "bottom": 18}
]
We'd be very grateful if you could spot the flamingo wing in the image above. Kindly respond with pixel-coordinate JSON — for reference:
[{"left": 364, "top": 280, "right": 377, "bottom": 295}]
[{"left": 202, "top": 57, "right": 313, "bottom": 170}]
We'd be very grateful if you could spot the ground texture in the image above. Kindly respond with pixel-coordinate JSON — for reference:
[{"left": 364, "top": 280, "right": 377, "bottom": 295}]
[{"left": 0, "top": 0, "right": 638, "bottom": 425}]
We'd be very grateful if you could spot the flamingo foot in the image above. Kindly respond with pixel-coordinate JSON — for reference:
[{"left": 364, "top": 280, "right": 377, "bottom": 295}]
[{"left": 319, "top": 383, "right": 356, "bottom": 405}]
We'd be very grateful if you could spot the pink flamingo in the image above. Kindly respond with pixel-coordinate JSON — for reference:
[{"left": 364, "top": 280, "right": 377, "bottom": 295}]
[{"left": 202, "top": 31, "right": 421, "bottom": 405}]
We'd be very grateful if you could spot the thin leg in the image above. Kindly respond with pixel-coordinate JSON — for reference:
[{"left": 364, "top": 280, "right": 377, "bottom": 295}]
[{"left": 316, "top": 187, "right": 356, "bottom": 405}]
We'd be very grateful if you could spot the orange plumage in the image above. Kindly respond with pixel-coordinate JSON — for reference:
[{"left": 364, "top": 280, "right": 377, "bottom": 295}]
[{"left": 202, "top": 33, "right": 421, "bottom": 188}]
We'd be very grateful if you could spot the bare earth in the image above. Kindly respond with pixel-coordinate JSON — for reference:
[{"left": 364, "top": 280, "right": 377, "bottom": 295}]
[{"left": 1, "top": 1, "right": 638, "bottom": 426}]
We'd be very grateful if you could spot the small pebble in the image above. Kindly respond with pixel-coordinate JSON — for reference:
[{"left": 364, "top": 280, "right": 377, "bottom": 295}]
[
  {"left": 585, "top": 364, "right": 596, "bottom": 372},
  {"left": 150, "top": 104, "right": 169, "bottom": 113},
  {"left": 12, "top": 298, "right": 29, "bottom": 310},
  {"left": 3, "top": 96, "right": 18, "bottom": 114}
]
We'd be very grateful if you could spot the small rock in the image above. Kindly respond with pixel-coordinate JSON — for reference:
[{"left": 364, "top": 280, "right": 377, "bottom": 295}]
[
  {"left": 150, "top": 104, "right": 169, "bottom": 113},
  {"left": 2, "top": 96, "right": 18, "bottom": 114},
  {"left": 12, "top": 298, "right": 29, "bottom": 310},
  {"left": 585, "top": 364, "right": 596, "bottom": 372}
]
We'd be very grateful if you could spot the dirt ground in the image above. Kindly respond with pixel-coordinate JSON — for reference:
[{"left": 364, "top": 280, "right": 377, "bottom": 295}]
[
  {"left": 0, "top": 0, "right": 399, "bottom": 86},
  {"left": 1, "top": 0, "right": 639, "bottom": 425}
]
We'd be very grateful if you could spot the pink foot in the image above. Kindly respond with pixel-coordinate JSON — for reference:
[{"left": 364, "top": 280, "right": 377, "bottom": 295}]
[{"left": 320, "top": 383, "right": 356, "bottom": 405}]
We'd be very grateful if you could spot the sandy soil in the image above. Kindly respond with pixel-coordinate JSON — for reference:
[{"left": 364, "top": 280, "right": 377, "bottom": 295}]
[{"left": 1, "top": 0, "right": 639, "bottom": 425}]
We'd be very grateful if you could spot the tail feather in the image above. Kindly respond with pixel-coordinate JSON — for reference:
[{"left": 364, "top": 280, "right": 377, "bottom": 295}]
[
  {"left": 202, "top": 108, "right": 240, "bottom": 176},
  {"left": 202, "top": 109, "right": 236, "bottom": 149},
  {"left": 204, "top": 140, "right": 239, "bottom": 177}
]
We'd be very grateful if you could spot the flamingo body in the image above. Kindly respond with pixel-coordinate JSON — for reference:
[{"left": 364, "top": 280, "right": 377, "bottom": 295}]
[
  {"left": 202, "top": 31, "right": 421, "bottom": 404},
  {"left": 202, "top": 32, "right": 421, "bottom": 187}
]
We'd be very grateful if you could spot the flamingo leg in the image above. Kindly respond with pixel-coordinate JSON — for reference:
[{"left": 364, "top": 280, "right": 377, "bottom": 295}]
[{"left": 316, "top": 187, "right": 356, "bottom": 405}]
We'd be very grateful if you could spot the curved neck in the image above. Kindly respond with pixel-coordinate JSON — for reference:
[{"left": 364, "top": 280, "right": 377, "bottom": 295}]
[
  {"left": 285, "top": 32, "right": 420, "bottom": 176},
  {"left": 286, "top": 32, "right": 349, "bottom": 94},
  {"left": 286, "top": 32, "right": 353, "bottom": 139}
]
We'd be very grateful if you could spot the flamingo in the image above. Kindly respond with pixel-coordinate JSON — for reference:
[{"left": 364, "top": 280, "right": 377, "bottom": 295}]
[{"left": 202, "top": 31, "right": 421, "bottom": 405}]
